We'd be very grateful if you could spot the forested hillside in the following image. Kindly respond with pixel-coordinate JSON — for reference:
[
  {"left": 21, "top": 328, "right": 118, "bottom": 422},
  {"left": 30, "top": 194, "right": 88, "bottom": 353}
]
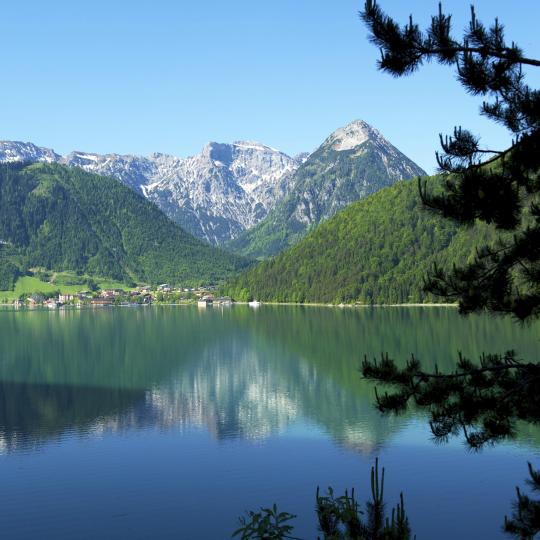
[
  {"left": 0, "top": 162, "right": 247, "bottom": 289},
  {"left": 224, "top": 176, "right": 499, "bottom": 304}
]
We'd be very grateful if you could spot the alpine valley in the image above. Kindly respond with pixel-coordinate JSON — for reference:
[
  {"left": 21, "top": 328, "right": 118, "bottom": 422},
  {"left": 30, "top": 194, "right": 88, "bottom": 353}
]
[
  {"left": 0, "top": 120, "right": 456, "bottom": 300},
  {"left": 0, "top": 120, "right": 425, "bottom": 249}
]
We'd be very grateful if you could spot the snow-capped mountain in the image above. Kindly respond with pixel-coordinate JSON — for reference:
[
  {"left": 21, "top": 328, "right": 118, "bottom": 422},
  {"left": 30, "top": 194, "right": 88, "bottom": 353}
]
[{"left": 0, "top": 140, "right": 300, "bottom": 245}]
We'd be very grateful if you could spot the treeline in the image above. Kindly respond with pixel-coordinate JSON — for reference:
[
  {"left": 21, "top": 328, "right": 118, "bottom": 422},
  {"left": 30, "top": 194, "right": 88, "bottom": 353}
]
[
  {"left": 224, "top": 177, "right": 499, "bottom": 304},
  {"left": 0, "top": 162, "right": 248, "bottom": 289}
]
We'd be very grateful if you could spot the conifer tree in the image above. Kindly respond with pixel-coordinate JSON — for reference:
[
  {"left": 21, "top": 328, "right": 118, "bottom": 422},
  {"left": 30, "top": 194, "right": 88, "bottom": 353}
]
[
  {"left": 360, "top": 2, "right": 540, "bottom": 537},
  {"left": 361, "top": 0, "right": 540, "bottom": 320}
]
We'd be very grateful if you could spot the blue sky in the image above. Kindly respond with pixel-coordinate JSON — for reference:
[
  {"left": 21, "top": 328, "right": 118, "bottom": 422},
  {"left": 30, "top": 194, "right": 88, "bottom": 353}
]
[{"left": 1, "top": 0, "right": 539, "bottom": 172}]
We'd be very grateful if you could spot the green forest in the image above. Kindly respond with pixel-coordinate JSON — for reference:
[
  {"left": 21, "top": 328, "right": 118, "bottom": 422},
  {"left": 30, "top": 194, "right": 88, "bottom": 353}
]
[
  {"left": 224, "top": 176, "right": 500, "bottom": 304},
  {"left": 0, "top": 162, "right": 248, "bottom": 289}
]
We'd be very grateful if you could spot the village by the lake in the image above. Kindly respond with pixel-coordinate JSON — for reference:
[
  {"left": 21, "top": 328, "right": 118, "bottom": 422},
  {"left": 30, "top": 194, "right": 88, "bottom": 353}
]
[{"left": 6, "top": 283, "right": 235, "bottom": 309}]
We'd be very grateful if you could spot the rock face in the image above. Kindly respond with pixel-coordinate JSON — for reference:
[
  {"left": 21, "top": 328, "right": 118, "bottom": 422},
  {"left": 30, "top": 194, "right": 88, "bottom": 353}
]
[
  {"left": 228, "top": 119, "right": 427, "bottom": 258},
  {"left": 139, "top": 142, "right": 298, "bottom": 244},
  {"left": 0, "top": 120, "right": 425, "bottom": 248},
  {"left": 324, "top": 120, "right": 373, "bottom": 151},
  {"left": 0, "top": 141, "right": 61, "bottom": 164},
  {"left": 0, "top": 140, "right": 300, "bottom": 245}
]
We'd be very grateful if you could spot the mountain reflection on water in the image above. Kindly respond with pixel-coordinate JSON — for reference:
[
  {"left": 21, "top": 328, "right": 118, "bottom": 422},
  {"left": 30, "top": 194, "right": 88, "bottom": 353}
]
[{"left": 0, "top": 305, "right": 539, "bottom": 454}]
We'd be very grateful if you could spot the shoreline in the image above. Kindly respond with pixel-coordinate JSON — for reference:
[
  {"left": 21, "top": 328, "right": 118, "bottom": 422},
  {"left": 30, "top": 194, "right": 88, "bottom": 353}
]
[
  {"left": 232, "top": 301, "right": 458, "bottom": 308},
  {"left": 0, "top": 300, "right": 458, "bottom": 309}
]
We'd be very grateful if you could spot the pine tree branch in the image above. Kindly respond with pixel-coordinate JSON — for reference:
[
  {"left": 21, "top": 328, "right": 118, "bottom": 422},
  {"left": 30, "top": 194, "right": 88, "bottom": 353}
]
[
  {"left": 418, "top": 45, "right": 540, "bottom": 67},
  {"left": 406, "top": 363, "right": 534, "bottom": 379}
]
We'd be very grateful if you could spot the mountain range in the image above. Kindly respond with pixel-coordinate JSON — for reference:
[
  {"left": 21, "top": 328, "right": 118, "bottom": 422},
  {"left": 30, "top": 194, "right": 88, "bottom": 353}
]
[
  {"left": 0, "top": 120, "right": 425, "bottom": 249},
  {"left": 0, "top": 140, "right": 301, "bottom": 245}
]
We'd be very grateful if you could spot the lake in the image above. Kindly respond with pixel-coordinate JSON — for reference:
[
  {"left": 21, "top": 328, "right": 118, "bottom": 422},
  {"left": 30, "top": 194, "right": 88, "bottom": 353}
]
[{"left": 0, "top": 305, "right": 538, "bottom": 539}]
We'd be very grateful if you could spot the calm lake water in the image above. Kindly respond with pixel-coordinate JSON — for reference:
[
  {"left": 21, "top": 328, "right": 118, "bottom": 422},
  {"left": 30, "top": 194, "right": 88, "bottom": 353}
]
[{"left": 0, "top": 305, "right": 539, "bottom": 539}]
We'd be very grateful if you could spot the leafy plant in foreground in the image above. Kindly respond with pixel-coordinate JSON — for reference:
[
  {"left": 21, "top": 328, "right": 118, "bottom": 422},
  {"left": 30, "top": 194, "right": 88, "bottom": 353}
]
[
  {"left": 233, "top": 459, "right": 413, "bottom": 540},
  {"left": 233, "top": 504, "right": 299, "bottom": 540}
]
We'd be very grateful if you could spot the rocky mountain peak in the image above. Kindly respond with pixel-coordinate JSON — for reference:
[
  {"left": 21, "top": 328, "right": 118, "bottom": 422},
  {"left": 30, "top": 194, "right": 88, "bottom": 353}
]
[{"left": 322, "top": 119, "right": 382, "bottom": 152}]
